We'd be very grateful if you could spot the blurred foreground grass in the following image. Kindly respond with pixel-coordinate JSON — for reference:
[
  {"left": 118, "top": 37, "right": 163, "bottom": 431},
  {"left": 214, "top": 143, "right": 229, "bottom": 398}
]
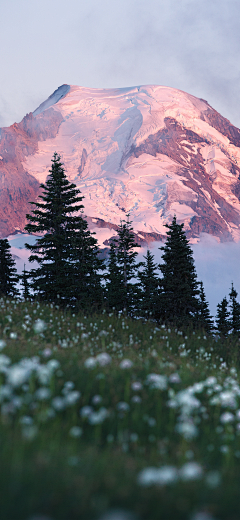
[{"left": 0, "top": 298, "right": 240, "bottom": 520}]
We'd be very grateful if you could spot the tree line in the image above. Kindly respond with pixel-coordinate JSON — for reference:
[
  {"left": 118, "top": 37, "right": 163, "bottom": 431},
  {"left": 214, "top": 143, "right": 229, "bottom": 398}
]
[{"left": 0, "top": 152, "right": 239, "bottom": 336}]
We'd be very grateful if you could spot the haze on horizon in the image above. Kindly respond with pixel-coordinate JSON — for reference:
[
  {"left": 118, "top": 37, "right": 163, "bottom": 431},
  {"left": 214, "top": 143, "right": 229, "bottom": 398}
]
[{"left": 1, "top": 0, "right": 240, "bottom": 129}]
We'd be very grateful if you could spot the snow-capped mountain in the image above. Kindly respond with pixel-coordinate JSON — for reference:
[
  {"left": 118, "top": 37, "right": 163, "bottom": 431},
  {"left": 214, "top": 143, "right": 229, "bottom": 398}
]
[{"left": 1, "top": 83, "right": 240, "bottom": 244}]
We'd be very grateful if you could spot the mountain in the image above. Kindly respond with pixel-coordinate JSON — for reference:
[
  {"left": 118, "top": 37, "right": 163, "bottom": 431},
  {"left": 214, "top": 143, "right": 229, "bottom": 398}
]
[{"left": 1, "top": 83, "right": 240, "bottom": 245}]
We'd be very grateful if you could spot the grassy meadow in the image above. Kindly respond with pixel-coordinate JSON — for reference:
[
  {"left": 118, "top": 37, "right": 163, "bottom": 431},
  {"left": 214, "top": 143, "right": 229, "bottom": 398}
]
[{"left": 1, "top": 298, "right": 240, "bottom": 519}]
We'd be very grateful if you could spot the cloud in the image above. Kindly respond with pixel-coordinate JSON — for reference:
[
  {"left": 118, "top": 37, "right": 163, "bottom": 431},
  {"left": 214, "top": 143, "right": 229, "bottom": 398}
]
[{"left": 138, "top": 234, "right": 240, "bottom": 317}]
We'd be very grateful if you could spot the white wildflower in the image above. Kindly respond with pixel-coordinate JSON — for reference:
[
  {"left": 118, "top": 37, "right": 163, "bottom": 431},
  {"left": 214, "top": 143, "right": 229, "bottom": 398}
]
[
  {"left": 220, "top": 412, "right": 235, "bottom": 424},
  {"left": 96, "top": 353, "right": 112, "bottom": 366},
  {"left": 69, "top": 426, "right": 83, "bottom": 438},
  {"left": 117, "top": 402, "right": 130, "bottom": 412},
  {"left": 35, "top": 387, "right": 51, "bottom": 400},
  {"left": 131, "top": 381, "right": 142, "bottom": 391},
  {"left": 80, "top": 405, "right": 93, "bottom": 417},
  {"left": 119, "top": 359, "right": 133, "bottom": 369},
  {"left": 179, "top": 462, "right": 203, "bottom": 481},
  {"left": 88, "top": 407, "right": 109, "bottom": 424},
  {"left": 84, "top": 357, "right": 97, "bottom": 369},
  {"left": 169, "top": 373, "right": 181, "bottom": 384},
  {"left": 33, "top": 319, "right": 46, "bottom": 333},
  {"left": 0, "top": 340, "right": 6, "bottom": 350},
  {"left": 146, "top": 374, "right": 167, "bottom": 390},
  {"left": 138, "top": 466, "right": 178, "bottom": 486}
]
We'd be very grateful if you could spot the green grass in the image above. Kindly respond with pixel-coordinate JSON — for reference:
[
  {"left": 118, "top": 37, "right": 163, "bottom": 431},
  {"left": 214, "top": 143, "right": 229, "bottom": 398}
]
[{"left": 0, "top": 298, "right": 240, "bottom": 519}]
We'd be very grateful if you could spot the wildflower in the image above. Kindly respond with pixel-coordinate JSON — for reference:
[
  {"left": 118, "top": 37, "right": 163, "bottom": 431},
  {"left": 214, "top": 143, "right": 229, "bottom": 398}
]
[
  {"left": 35, "top": 388, "right": 51, "bottom": 400},
  {"left": 9, "top": 332, "right": 17, "bottom": 339},
  {"left": 146, "top": 374, "right": 167, "bottom": 390},
  {"left": 131, "top": 381, "right": 142, "bottom": 391},
  {"left": 220, "top": 412, "right": 235, "bottom": 424},
  {"left": 19, "top": 416, "right": 33, "bottom": 425},
  {"left": 42, "top": 348, "right": 52, "bottom": 358},
  {"left": 51, "top": 397, "right": 65, "bottom": 410},
  {"left": 179, "top": 462, "right": 203, "bottom": 481},
  {"left": 21, "top": 425, "right": 38, "bottom": 441},
  {"left": 33, "top": 319, "right": 46, "bottom": 333},
  {"left": 84, "top": 357, "right": 97, "bottom": 369},
  {"left": 119, "top": 359, "right": 133, "bottom": 369},
  {"left": 169, "top": 373, "right": 181, "bottom": 384},
  {"left": 205, "top": 471, "right": 221, "bottom": 488},
  {"left": 176, "top": 421, "right": 198, "bottom": 440},
  {"left": 0, "top": 340, "right": 6, "bottom": 351},
  {"left": 64, "top": 391, "right": 81, "bottom": 406},
  {"left": 117, "top": 402, "right": 130, "bottom": 412},
  {"left": 88, "top": 407, "right": 109, "bottom": 424},
  {"left": 80, "top": 405, "right": 93, "bottom": 417},
  {"left": 7, "top": 366, "right": 30, "bottom": 387},
  {"left": 137, "top": 466, "right": 178, "bottom": 486},
  {"left": 92, "top": 395, "right": 102, "bottom": 405},
  {"left": 96, "top": 353, "right": 112, "bottom": 366},
  {"left": 130, "top": 433, "right": 138, "bottom": 442},
  {"left": 69, "top": 426, "right": 83, "bottom": 438},
  {"left": 131, "top": 396, "right": 142, "bottom": 403}
]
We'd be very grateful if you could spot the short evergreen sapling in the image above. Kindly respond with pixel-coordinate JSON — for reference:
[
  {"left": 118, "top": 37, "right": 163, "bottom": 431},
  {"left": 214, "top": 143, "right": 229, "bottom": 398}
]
[
  {"left": 0, "top": 239, "right": 19, "bottom": 297},
  {"left": 216, "top": 297, "right": 231, "bottom": 337},
  {"left": 137, "top": 249, "right": 161, "bottom": 319},
  {"left": 25, "top": 152, "right": 103, "bottom": 307},
  {"left": 159, "top": 216, "right": 200, "bottom": 327},
  {"left": 105, "top": 214, "right": 140, "bottom": 314}
]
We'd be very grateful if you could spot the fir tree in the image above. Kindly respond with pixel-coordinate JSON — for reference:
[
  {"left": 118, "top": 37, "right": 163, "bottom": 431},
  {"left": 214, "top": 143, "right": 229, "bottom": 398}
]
[
  {"left": 105, "top": 214, "right": 141, "bottom": 314},
  {"left": 216, "top": 297, "right": 230, "bottom": 337},
  {"left": 137, "top": 249, "right": 161, "bottom": 320},
  {"left": 159, "top": 216, "right": 199, "bottom": 327},
  {"left": 104, "top": 241, "right": 124, "bottom": 311},
  {"left": 229, "top": 283, "right": 240, "bottom": 335},
  {"left": 20, "top": 264, "right": 31, "bottom": 300},
  {"left": 70, "top": 218, "right": 104, "bottom": 311},
  {"left": 25, "top": 152, "right": 103, "bottom": 307},
  {"left": 0, "top": 239, "right": 19, "bottom": 297},
  {"left": 197, "top": 281, "right": 214, "bottom": 333}
]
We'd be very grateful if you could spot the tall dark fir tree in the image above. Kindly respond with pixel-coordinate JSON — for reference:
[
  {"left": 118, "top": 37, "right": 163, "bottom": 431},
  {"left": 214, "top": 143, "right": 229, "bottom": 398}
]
[
  {"left": 216, "top": 297, "right": 230, "bottom": 337},
  {"left": 159, "top": 216, "right": 200, "bottom": 327},
  {"left": 25, "top": 152, "right": 103, "bottom": 308},
  {"left": 137, "top": 249, "right": 160, "bottom": 320},
  {"left": 0, "top": 239, "right": 19, "bottom": 297},
  {"left": 105, "top": 214, "right": 140, "bottom": 314}
]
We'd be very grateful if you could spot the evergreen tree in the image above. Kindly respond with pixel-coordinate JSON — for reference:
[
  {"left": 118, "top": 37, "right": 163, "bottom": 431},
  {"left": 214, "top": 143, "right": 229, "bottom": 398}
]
[
  {"left": 20, "top": 264, "right": 31, "bottom": 300},
  {"left": 105, "top": 214, "right": 141, "bottom": 314},
  {"left": 137, "top": 249, "right": 161, "bottom": 320},
  {"left": 104, "top": 241, "right": 124, "bottom": 311},
  {"left": 159, "top": 216, "right": 199, "bottom": 327},
  {"left": 0, "top": 239, "right": 19, "bottom": 297},
  {"left": 216, "top": 297, "right": 230, "bottom": 337},
  {"left": 25, "top": 152, "right": 103, "bottom": 307},
  {"left": 70, "top": 218, "right": 104, "bottom": 311},
  {"left": 197, "top": 281, "right": 214, "bottom": 333},
  {"left": 229, "top": 283, "right": 240, "bottom": 335}
]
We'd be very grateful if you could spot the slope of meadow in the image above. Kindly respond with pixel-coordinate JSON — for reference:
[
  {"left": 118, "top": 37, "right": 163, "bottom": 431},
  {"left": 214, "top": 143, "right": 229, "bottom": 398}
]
[{"left": 0, "top": 298, "right": 240, "bottom": 519}]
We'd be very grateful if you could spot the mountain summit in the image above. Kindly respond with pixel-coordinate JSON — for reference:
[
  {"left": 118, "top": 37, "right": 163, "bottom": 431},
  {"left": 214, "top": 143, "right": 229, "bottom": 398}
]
[{"left": 1, "top": 84, "right": 240, "bottom": 242}]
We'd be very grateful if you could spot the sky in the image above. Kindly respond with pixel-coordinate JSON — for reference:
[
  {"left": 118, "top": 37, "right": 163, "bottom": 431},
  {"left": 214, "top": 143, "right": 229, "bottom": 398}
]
[
  {"left": 2, "top": 0, "right": 240, "bottom": 314},
  {"left": 1, "top": 0, "right": 240, "bottom": 128}
]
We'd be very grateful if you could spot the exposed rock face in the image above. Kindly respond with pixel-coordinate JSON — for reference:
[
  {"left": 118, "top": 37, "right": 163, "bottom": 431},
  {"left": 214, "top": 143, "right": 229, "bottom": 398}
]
[
  {"left": 0, "top": 108, "right": 63, "bottom": 236},
  {"left": 2, "top": 84, "right": 240, "bottom": 243}
]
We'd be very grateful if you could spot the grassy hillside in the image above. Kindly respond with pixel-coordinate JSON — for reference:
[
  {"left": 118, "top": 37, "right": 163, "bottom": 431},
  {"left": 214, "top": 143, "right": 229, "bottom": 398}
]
[{"left": 0, "top": 298, "right": 240, "bottom": 519}]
